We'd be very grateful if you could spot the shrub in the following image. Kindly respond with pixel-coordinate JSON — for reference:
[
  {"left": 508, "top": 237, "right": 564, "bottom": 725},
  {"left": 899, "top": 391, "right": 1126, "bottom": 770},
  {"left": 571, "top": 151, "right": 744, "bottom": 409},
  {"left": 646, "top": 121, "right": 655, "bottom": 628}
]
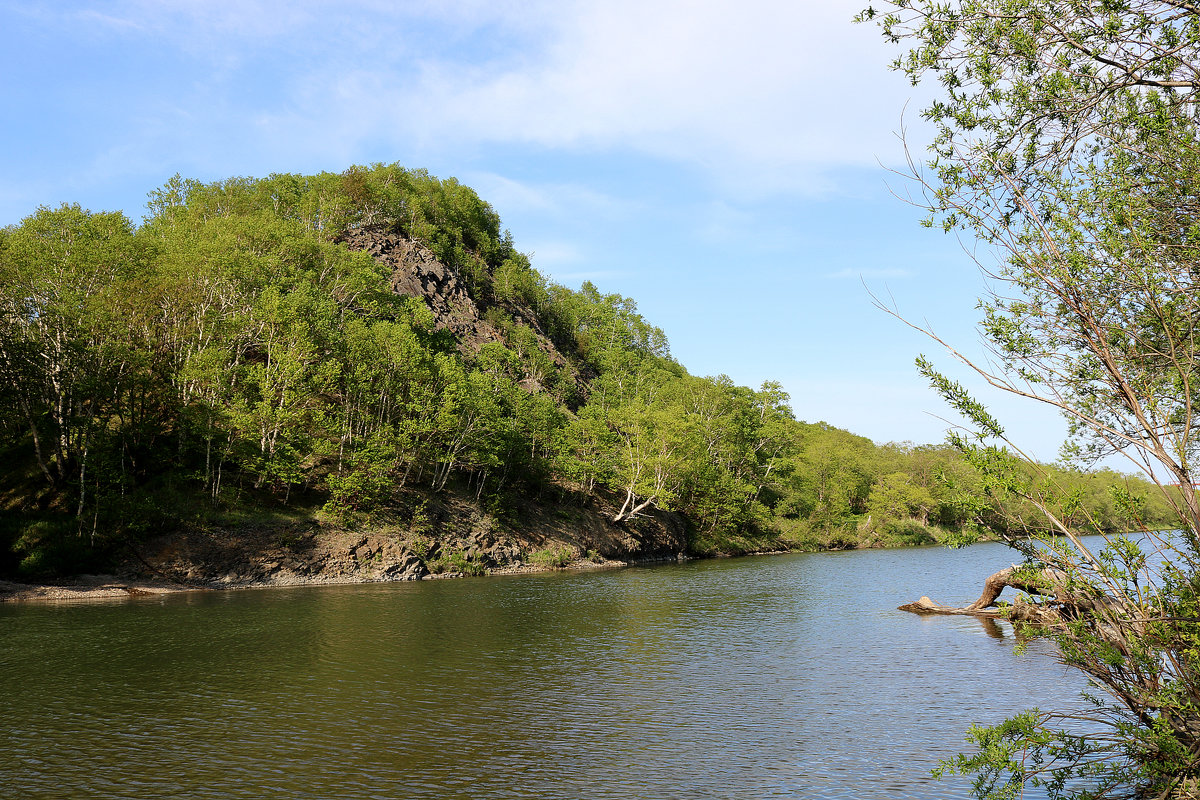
[
  {"left": 528, "top": 546, "right": 573, "bottom": 568},
  {"left": 428, "top": 549, "right": 487, "bottom": 576}
]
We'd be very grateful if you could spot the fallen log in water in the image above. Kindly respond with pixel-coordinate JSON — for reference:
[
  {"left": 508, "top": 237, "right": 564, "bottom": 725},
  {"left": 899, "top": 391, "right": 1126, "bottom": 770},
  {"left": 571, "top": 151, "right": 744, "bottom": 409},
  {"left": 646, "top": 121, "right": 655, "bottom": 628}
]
[
  {"left": 900, "top": 566, "right": 1069, "bottom": 624},
  {"left": 898, "top": 595, "right": 1005, "bottom": 618}
]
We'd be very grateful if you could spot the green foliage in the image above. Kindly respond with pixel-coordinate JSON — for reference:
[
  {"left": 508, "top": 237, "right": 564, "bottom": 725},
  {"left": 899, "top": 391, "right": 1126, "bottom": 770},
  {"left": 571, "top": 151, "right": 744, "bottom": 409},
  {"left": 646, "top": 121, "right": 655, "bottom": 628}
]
[
  {"left": 428, "top": 548, "right": 487, "bottom": 577},
  {"left": 324, "top": 448, "right": 395, "bottom": 514},
  {"left": 408, "top": 536, "right": 431, "bottom": 560},
  {"left": 11, "top": 519, "right": 104, "bottom": 578},
  {"left": 0, "top": 164, "right": 1170, "bottom": 582},
  {"left": 408, "top": 500, "right": 434, "bottom": 539},
  {"left": 528, "top": 546, "right": 574, "bottom": 569},
  {"left": 864, "top": 1, "right": 1200, "bottom": 797}
]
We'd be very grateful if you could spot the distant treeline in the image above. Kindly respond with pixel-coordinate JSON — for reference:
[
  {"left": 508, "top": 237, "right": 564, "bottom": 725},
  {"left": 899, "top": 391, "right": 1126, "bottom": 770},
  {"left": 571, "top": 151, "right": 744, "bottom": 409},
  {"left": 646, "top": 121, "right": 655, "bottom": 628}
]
[{"left": 0, "top": 165, "right": 1175, "bottom": 576}]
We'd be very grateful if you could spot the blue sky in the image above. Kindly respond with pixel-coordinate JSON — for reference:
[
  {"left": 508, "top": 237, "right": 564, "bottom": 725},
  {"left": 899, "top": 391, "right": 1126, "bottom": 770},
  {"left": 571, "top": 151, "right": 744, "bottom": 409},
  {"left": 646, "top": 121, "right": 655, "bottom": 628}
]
[{"left": 0, "top": 0, "right": 1069, "bottom": 457}]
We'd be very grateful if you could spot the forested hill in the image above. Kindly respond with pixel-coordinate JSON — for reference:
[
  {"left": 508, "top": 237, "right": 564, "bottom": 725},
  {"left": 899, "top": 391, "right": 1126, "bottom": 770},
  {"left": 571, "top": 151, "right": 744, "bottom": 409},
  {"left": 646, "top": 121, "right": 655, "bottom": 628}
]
[{"left": 0, "top": 165, "right": 1175, "bottom": 581}]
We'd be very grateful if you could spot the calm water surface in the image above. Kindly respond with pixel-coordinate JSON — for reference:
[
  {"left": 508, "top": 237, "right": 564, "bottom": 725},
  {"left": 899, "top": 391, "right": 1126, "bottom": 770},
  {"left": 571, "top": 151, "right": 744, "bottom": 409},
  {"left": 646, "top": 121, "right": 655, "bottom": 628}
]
[{"left": 0, "top": 542, "right": 1086, "bottom": 799}]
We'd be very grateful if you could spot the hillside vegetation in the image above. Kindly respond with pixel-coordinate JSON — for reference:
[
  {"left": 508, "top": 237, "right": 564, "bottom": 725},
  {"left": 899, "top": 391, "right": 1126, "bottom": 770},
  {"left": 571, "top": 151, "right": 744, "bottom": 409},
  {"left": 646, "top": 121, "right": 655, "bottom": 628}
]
[{"left": 0, "top": 165, "right": 1175, "bottom": 579}]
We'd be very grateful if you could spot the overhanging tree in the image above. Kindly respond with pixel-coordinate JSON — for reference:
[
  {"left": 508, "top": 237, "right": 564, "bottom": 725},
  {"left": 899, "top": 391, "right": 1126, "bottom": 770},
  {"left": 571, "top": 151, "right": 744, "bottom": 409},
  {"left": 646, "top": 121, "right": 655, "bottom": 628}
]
[{"left": 862, "top": 1, "right": 1200, "bottom": 797}]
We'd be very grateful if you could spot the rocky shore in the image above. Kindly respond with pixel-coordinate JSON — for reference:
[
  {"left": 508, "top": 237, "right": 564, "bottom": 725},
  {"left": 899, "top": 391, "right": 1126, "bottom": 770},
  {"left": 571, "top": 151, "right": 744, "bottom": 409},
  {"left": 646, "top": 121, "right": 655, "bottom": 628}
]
[
  {"left": 0, "top": 491, "right": 697, "bottom": 603},
  {"left": 0, "top": 555, "right": 659, "bottom": 603}
]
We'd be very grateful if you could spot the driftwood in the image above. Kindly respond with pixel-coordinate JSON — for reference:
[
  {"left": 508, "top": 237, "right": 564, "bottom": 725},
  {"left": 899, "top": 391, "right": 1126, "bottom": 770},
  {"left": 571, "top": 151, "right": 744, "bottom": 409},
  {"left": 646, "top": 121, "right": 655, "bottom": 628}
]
[
  {"left": 899, "top": 595, "right": 1005, "bottom": 618},
  {"left": 900, "top": 565, "right": 1071, "bottom": 624}
]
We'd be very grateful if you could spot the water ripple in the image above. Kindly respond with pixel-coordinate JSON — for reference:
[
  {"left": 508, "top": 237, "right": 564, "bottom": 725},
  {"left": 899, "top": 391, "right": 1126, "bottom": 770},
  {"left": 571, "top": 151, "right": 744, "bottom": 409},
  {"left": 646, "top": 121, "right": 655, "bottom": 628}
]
[{"left": 0, "top": 543, "right": 1082, "bottom": 799}]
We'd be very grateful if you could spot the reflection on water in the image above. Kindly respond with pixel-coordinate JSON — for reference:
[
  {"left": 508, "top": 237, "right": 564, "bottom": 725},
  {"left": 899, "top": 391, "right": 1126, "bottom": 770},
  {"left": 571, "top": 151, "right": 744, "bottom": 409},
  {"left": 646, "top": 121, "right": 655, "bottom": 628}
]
[
  {"left": 0, "top": 542, "right": 1083, "bottom": 799},
  {"left": 977, "top": 615, "right": 1007, "bottom": 640}
]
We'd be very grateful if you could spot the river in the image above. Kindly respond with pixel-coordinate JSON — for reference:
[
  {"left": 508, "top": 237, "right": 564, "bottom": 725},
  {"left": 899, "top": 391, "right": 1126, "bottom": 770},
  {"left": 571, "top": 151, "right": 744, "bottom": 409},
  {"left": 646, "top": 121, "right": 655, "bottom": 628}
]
[{"left": 0, "top": 541, "right": 1088, "bottom": 799}]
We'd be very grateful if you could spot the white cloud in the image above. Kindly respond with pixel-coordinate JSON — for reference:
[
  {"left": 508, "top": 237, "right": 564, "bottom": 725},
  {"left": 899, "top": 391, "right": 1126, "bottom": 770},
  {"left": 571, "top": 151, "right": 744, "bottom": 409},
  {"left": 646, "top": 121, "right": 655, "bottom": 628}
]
[
  {"left": 424, "top": 1, "right": 918, "bottom": 181},
  {"left": 246, "top": 0, "right": 928, "bottom": 195},
  {"left": 69, "top": 1, "right": 318, "bottom": 39},
  {"left": 73, "top": 9, "right": 146, "bottom": 33},
  {"left": 692, "top": 201, "right": 757, "bottom": 244},
  {"left": 462, "top": 172, "right": 626, "bottom": 220},
  {"left": 6, "top": 1, "right": 932, "bottom": 208}
]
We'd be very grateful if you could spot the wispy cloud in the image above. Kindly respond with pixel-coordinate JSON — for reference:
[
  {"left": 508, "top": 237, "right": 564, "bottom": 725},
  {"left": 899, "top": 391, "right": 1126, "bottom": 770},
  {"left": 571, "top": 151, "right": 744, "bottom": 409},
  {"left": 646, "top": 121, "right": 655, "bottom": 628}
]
[
  {"left": 463, "top": 172, "right": 626, "bottom": 219},
  {"left": 73, "top": 9, "right": 146, "bottom": 33},
  {"left": 1, "top": 1, "right": 931, "bottom": 214},
  {"left": 247, "top": 0, "right": 928, "bottom": 195}
]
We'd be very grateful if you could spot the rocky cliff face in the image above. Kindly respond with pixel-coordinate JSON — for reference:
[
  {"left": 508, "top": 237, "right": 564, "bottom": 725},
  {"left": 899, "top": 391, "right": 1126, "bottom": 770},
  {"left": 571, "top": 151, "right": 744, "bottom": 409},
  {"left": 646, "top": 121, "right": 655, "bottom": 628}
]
[
  {"left": 341, "top": 226, "right": 501, "bottom": 352},
  {"left": 340, "top": 227, "right": 581, "bottom": 396}
]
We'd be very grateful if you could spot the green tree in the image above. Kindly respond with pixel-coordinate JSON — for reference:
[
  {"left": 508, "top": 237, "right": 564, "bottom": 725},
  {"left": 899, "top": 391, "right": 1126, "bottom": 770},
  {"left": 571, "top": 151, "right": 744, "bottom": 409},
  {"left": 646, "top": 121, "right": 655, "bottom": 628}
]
[
  {"left": 865, "top": 2, "right": 1200, "bottom": 797},
  {"left": 11, "top": 162, "right": 1140, "bottom": 577},
  {"left": 0, "top": 206, "right": 152, "bottom": 514},
  {"left": 558, "top": 403, "right": 620, "bottom": 496},
  {"left": 866, "top": 471, "right": 937, "bottom": 544},
  {"left": 860, "top": 0, "right": 1200, "bottom": 223}
]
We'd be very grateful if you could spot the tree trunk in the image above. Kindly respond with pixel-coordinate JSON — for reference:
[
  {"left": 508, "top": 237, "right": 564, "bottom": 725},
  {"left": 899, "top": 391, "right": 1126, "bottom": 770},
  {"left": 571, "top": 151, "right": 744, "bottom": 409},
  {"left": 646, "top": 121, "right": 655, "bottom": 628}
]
[
  {"left": 964, "top": 565, "right": 1070, "bottom": 611},
  {"left": 899, "top": 565, "right": 1079, "bottom": 625}
]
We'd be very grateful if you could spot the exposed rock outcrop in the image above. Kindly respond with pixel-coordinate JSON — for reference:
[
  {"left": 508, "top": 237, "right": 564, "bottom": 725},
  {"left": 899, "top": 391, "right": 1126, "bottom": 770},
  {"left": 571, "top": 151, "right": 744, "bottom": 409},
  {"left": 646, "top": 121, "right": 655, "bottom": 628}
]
[
  {"left": 339, "top": 227, "right": 583, "bottom": 397},
  {"left": 341, "top": 227, "right": 499, "bottom": 351}
]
